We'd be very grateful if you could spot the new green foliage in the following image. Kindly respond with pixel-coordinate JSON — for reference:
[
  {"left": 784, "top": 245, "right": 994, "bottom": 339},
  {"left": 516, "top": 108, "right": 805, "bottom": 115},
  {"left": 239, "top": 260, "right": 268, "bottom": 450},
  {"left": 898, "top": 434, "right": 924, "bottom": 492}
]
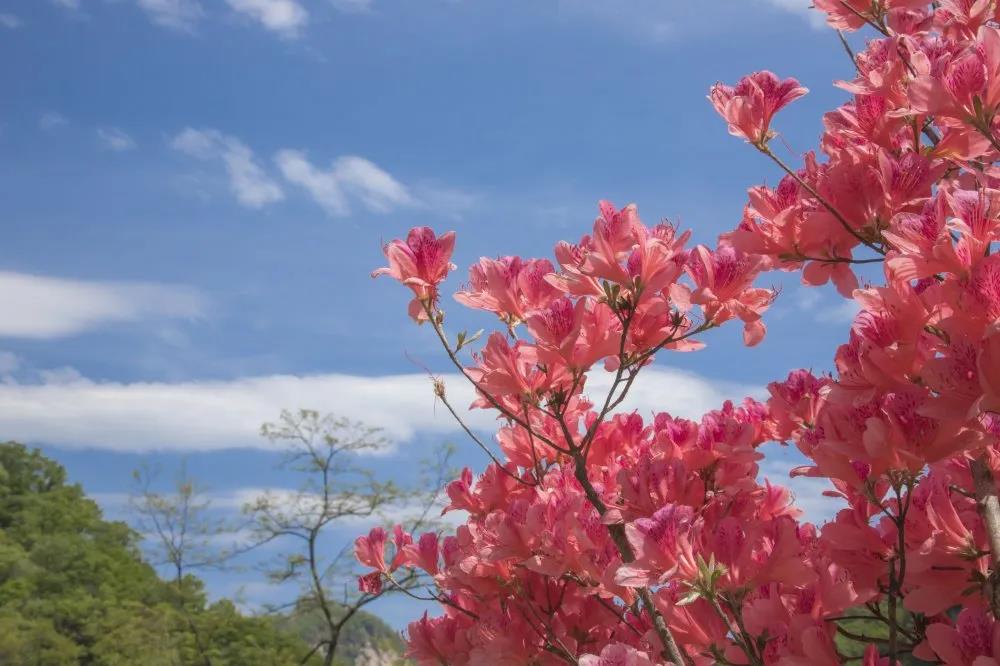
[{"left": 0, "top": 441, "right": 406, "bottom": 665}]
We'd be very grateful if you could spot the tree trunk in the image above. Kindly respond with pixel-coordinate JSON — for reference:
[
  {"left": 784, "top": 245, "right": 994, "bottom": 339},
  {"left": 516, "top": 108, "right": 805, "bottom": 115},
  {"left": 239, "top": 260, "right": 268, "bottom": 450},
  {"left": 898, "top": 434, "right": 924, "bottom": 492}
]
[{"left": 323, "top": 629, "right": 339, "bottom": 666}]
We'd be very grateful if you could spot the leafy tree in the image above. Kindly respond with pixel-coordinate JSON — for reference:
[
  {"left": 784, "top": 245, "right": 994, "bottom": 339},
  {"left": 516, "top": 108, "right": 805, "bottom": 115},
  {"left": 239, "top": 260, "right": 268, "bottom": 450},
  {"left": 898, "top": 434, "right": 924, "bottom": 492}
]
[
  {"left": 0, "top": 441, "right": 320, "bottom": 665},
  {"left": 275, "top": 600, "right": 406, "bottom": 665}
]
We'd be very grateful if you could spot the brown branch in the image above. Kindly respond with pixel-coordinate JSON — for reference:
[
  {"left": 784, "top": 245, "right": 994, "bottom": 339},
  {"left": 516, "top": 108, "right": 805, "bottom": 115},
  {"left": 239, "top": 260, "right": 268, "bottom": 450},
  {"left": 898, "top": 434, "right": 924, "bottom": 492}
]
[
  {"left": 971, "top": 456, "right": 1000, "bottom": 615},
  {"left": 758, "top": 145, "right": 887, "bottom": 255},
  {"left": 594, "top": 596, "right": 644, "bottom": 638},
  {"left": 837, "top": 0, "right": 889, "bottom": 36},
  {"left": 709, "top": 597, "right": 761, "bottom": 666},
  {"left": 436, "top": 388, "right": 536, "bottom": 486},
  {"left": 569, "top": 453, "right": 689, "bottom": 665},
  {"left": 420, "top": 300, "right": 566, "bottom": 452},
  {"left": 793, "top": 253, "right": 883, "bottom": 265},
  {"left": 837, "top": 30, "right": 859, "bottom": 72}
]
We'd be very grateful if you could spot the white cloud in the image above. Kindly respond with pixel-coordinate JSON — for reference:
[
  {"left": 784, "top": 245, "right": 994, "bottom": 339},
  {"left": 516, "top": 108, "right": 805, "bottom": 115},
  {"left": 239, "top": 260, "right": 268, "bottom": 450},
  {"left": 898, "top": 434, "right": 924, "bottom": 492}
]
[
  {"left": 137, "top": 0, "right": 204, "bottom": 32},
  {"left": 51, "top": 0, "right": 80, "bottom": 9},
  {"left": 172, "top": 128, "right": 471, "bottom": 218},
  {"left": 0, "top": 365, "right": 755, "bottom": 452},
  {"left": 0, "top": 13, "right": 22, "bottom": 28},
  {"left": 0, "top": 271, "right": 206, "bottom": 339},
  {"left": 226, "top": 0, "right": 307, "bottom": 37},
  {"left": 275, "top": 150, "right": 416, "bottom": 217},
  {"left": 172, "top": 128, "right": 285, "bottom": 209},
  {"left": 39, "top": 112, "right": 68, "bottom": 131},
  {"left": 758, "top": 444, "right": 842, "bottom": 525},
  {"left": 194, "top": 487, "right": 463, "bottom": 529},
  {"left": 97, "top": 127, "right": 137, "bottom": 152},
  {"left": 38, "top": 366, "right": 87, "bottom": 385}
]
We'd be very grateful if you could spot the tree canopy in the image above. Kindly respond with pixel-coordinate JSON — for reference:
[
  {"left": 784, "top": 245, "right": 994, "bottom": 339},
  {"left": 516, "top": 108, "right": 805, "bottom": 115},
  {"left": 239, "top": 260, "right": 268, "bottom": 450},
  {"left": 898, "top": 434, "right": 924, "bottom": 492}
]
[{"left": 0, "top": 441, "right": 405, "bottom": 665}]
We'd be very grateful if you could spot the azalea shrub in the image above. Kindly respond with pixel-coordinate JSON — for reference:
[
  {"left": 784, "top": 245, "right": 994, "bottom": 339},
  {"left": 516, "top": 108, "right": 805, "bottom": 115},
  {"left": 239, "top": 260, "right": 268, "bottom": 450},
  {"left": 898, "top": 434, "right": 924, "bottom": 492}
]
[{"left": 358, "top": 2, "right": 1000, "bottom": 664}]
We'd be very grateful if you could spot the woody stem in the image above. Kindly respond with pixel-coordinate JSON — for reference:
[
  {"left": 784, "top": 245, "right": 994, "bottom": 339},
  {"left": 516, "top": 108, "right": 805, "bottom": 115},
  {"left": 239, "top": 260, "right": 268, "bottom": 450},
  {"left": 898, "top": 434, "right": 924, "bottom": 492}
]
[
  {"left": 570, "top": 454, "right": 689, "bottom": 666},
  {"left": 757, "top": 144, "right": 887, "bottom": 256},
  {"left": 971, "top": 456, "right": 1000, "bottom": 616}
]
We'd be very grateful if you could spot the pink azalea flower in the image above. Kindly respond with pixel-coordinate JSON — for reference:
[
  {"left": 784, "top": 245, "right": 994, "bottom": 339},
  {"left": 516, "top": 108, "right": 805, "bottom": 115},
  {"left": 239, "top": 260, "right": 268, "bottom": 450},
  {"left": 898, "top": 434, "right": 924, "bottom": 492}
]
[
  {"left": 372, "top": 226, "right": 456, "bottom": 321},
  {"left": 925, "top": 608, "right": 1000, "bottom": 665},
  {"left": 354, "top": 526, "right": 388, "bottom": 572},
  {"left": 578, "top": 644, "right": 657, "bottom": 666},
  {"left": 686, "top": 245, "right": 774, "bottom": 346},
  {"left": 710, "top": 71, "right": 808, "bottom": 145}
]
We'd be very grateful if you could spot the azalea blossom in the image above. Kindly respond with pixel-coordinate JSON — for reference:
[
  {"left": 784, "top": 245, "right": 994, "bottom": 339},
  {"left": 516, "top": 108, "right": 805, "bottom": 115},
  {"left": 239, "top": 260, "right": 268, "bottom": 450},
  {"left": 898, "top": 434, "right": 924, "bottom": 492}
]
[
  {"left": 709, "top": 71, "right": 808, "bottom": 145},
  {"left": 372, "top": 226, "right": 456, "bottom": 321},
  {"left": 363, "top": 6, "right": 1000, "bottom": 664}
]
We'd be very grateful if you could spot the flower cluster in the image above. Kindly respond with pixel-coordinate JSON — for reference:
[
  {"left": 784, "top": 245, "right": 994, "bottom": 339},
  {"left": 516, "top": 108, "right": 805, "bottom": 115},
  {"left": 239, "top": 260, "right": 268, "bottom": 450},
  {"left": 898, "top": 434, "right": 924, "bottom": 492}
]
[{"left": 362, "top": 2, "right": 1000, "bottom": 664}]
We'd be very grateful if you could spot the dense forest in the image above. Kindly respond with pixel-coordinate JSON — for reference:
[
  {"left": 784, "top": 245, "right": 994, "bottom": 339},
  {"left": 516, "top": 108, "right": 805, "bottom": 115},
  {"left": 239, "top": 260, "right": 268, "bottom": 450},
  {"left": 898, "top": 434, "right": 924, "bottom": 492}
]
[{"left": 0, "top": 441, "right": 405, "bottom": 665}]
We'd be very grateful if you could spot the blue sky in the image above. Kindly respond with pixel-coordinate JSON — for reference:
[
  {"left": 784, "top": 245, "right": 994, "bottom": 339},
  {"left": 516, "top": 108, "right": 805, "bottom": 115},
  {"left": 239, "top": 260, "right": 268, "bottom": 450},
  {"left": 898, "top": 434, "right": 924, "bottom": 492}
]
[{"left": 0, "top": 0, "right": 868, "bottom": 628}]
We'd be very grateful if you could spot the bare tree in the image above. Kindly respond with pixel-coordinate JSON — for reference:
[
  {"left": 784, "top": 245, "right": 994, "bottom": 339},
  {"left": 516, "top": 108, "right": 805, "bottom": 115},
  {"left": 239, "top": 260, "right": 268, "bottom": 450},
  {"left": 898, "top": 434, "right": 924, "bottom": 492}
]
[
  {"left": 244, "top": 409, "right": 451, "bottom": 666},
  {"left": 130, "top": 462, "right": 234, "bottom": 666},
  {"left": 131, "top": 462, "right": 231, "bottom": 585}
]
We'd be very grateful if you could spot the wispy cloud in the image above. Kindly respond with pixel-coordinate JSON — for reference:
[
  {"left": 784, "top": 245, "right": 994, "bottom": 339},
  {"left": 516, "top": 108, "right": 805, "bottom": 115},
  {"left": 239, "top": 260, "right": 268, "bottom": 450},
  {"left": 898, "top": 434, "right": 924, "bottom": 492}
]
[
  {"left": 416, "top": 184, "right": 479, "bottom": 221},
  {"left": 556, "top": 0, "right": 827, "bottom": 45},
  {"left": 172, "top": 127, "right": 285, "bottom": 209},
  {"left": 275, "top": 150, "right": 416, "bottom": 217},
  {"left": 137, "top": 0, "right": 204, "bottom": 32},
  {"left": 226, "top": 0, "right": 307, "bottom": 38},
  {"left": 51, "top": 0, "right": 81, "bottom": 9},
  {"left": 0, "top": 13, "right": 22, "bottom": 29},
  {"left": 0, "top": 352, "right": 20, "bottom": 376},
  {"left": 816, "top": 298, "right": 860, "bottom": 323},
  {"left": 0, "top": 366, "right": 755, "bottom": 452},
  {"left": 556, "top": 0, "right": 676, "bottom": 44},
  {"left": 789, "top": 286, "right": 860, "bottom": 324},
  {"left": 761, "top": 0, "right": 828, "bottom": 29},
  {"left": 0, "top": 271, "right": 205, "bottom": 339},
  {"left": 39, "top": 111, "right": 68, "bottom": 131},
  {"left": 171, "top": 127, "right": 471, "bottom": 218},
  {"left": 97, "top": 127, "right": 137, "bottom": 152},
  {"left": 329, "top": 0, "right": 374, "bottom": 12}
]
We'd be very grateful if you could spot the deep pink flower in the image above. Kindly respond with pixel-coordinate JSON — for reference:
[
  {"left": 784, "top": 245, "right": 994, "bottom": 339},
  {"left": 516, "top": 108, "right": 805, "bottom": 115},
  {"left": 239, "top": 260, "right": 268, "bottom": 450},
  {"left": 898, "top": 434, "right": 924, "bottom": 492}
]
[
  {"left": 372, "top": 226, "right": 456, "bottom": 321},
  {"left": 357, "top": 571, "right": 383, "bottom": 594}
]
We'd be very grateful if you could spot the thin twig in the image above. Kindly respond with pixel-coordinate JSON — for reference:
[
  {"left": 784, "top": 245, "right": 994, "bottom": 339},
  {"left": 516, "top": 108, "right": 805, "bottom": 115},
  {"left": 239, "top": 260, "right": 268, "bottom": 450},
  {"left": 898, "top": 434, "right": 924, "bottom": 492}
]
[
  {"left": 837, "top": 30, "right": 859, "bottom": 71},
  {"left": 436, "top": 389, "right": 536, "bottom": 486},
  {"left": 759, "top": 145, "right": 887, "bottom": 255}
]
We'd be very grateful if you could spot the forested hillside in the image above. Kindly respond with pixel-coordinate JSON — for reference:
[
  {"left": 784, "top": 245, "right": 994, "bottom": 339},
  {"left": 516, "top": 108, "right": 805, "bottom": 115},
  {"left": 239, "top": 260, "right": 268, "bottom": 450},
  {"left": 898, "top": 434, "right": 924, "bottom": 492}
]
[{"left": 0, "top": 442, "right": 404, "bottom": 665}]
